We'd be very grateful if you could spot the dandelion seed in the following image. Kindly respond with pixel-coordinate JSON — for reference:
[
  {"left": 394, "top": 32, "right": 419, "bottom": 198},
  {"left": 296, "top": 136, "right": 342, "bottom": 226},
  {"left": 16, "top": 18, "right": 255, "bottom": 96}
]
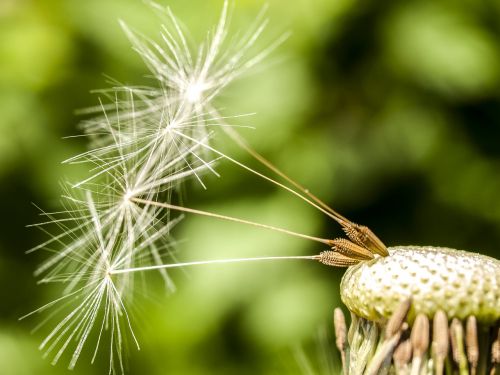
[
  {"left": 25, "top": 192, "right": 143, "bottom": 372},
  {"left": 70, "top": 0, "right": 285, "bottom": 189},
  {"left": 27, "top": 2, "right": 280, "bottom": 372}
]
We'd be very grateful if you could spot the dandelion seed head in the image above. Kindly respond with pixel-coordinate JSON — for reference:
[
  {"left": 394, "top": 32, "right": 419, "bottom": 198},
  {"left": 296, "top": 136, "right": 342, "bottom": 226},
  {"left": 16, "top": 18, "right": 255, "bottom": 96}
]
[
  {"left": 340, "top": 246, "right": 500, "bottom": 323},
  {"left": 27, "top": 188, "right": 184, "bottom": 372},
  {"left": 28, "top": 1, "right": 280, "bottom": 372},
  {"left": 184, "top": 79, "right": 208, "bottom": 103},
  {"left": 122, "top": 190, "right": 134, "bottom": 203},
  {"left": 335, "top": 248, "right": 499, "bottom": 374}
]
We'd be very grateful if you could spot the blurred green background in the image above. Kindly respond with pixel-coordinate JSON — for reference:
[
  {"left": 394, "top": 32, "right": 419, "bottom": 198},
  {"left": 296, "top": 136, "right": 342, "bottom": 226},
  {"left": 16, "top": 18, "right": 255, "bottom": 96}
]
[{"left": 1, "top": 0, "right": 500, "bottom": 374}]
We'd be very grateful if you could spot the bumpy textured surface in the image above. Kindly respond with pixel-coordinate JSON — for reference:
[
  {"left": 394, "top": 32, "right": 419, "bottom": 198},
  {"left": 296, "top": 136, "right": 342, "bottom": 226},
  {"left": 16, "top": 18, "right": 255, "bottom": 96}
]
[{"left": 340, "top": 246, "right": 500, "bottom": 323}]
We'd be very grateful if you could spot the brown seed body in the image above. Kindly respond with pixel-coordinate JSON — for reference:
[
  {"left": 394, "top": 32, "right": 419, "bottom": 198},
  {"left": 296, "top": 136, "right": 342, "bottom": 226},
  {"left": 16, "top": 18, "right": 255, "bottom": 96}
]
[
  {"left": 329, "top": 238, "right": 374, "bottom": 260},
  {"left": 318, "top": 250, "right": 360, "bottom": 267},
  {"left": 342, "top": 223, "right": 389, "bottom": 257},
  {"left": 432, "top": 310, "right": 449, "bottom": 375},
  {"left": 385, "top": 298, "right": 412, "bottom": 338},
  {"left": 411, "top": 314, "right": 429, "bottom": 358},
  {"left": 466, "top": 315, "right": 479, "bottom": 375},
  {"left": 393, "top": 338, "right": 412, "bottom": 370}
]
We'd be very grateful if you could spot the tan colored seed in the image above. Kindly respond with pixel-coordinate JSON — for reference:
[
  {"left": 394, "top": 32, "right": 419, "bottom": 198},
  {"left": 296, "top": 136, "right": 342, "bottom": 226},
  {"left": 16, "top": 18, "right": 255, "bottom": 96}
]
[
  {"left": 385, "top": 298, "right": 412, "bottom": 338},
  {"left": 333, "top": 308, "right": 347, "bottom": 351},
  {"left": 318, "top": 250, "right": 360, "bottom": 267},
  {"left": 450, "top": 318, "right": 462, "bottom": 363},
  {"left": 342, "top": 222, "right": 389, "bottom": 257},
  {"left": 333, "top": 308, "right": 348, "bottom": 375},
  {"left": 411, "top": 313, "right": 430, "bottom": 358},
  {"left": 393, "top": 338, "right": 412, "bottom": 369},
  {"left": 432, "top": 310, "right": 449, "bottom": 375},
  {"left": 329, "top": 238, "right": 374, "bottom": 260},
  {"left": 450, "top": 318, "right": 469, "bottom": 373},
  {"left": 409, "top": 314, "right": 429, "bottom": 375},
  {"left": 466, "top": 316, "right": 479, "bottom": 375},
  {"left": 365, "top": 323, "right": 408, "bottom": 375}
]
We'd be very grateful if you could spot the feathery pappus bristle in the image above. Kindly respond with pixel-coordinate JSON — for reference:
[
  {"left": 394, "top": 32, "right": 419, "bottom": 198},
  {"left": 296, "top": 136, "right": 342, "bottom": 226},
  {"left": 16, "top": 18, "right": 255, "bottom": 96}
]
[{"left": 26, "top": 2, "right": 279, "bottom": 372}]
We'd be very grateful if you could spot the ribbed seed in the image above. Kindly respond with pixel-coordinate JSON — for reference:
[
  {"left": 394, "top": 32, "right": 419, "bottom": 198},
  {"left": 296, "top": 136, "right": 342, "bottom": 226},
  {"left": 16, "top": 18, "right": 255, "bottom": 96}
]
[
  {"left": 342, "top": 223, "right": 389, "bottom": 257},
  {"left": 432, "top": 310, "right": 449, "bottom": 375},
  {"left": 366, "top": 301, "right": 412, "bottom": 375},
  {"left": 318, "top": 250, "right": 360, "bottom": 267},
  {"left": 410, "top": 314, "right": 429, "bottom": 375},
  {"left": 393, "top": 338, "right": 412, "bottom": 374},
  {"left": 450, "top": 318, "right": 468, "bottom": 375},
  {"left": 329, "top": 238, "right": 374, "bottom": 260},
  {"left": 365, "top": 323, "right": 408, "bottom": 375},
  {"left": 333, "top": 308, "right": 348, "bottom": 375},
  {"left": 466, "top": 316, "right": 479, "bottom": 375},
  {"left": 385, "top": 298, "right": 412, "bottom": 338}
]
